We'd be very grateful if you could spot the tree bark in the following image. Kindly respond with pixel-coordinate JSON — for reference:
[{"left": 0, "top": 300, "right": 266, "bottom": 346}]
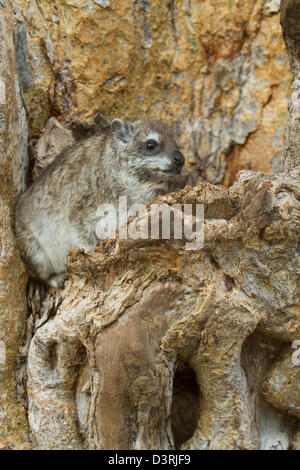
[
  {"left": 0, "top": 1, "right": 30, "bottom": 449},
  {"left": 26, "top": 168, "right": 300, "bottom": 450},
  {"left": 1, "top": 0, "right": 300, "bottom": 450},
  {"left": 281, "top": 0, "right": 300, "bottom": 173}
]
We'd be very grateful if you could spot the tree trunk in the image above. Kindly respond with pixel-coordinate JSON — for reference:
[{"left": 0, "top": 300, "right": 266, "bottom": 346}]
[
  {"left": 0, "top": 1, "right": 30, "bottom": 450},
  {"left": 1, "top": 0, "right": 300, "bottom": 450},
  {"left": 281, "top": 0, "right": 300, "bottom": 174}
]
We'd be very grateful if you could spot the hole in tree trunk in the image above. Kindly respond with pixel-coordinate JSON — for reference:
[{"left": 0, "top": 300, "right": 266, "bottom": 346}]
[{"left": 171, "top": 365, "right": 199, "bottom": 449}]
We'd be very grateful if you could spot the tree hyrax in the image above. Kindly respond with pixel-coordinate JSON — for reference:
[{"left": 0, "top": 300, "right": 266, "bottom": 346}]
[{"left": 15, "top": 118, "right": 185, "bottom": 287}]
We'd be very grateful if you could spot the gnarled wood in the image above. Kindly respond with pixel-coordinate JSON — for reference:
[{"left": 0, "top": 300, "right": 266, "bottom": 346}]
[
  {"left": 2, "top": 0, "right": 299, "bottom": 450},
  {"left": 27, "top": 169, "right": 300, "bottom": 449}
]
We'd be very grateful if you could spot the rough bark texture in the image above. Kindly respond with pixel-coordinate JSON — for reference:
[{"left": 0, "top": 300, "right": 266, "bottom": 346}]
[
  {"left": 1, "top": 0, "right": 299, "bottom": 451},
  {"left": 0, "top": 1, "right": 30, "bottom": 449},
  {"left": 26, "top": 169, "right": 300, "bottom": 450},
  {"left": 13, "top": 0, "right": 291, "bottom": 185},
  {"left": 281, "top": 0, "right": 300, "bottom": 174}
]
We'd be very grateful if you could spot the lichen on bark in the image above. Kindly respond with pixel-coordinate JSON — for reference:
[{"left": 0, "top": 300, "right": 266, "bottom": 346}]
[{"left": 13, "top": 0, "right": 291, "bottom": 185}]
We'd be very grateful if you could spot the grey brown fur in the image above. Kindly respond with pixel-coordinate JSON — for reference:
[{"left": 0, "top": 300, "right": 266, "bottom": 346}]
[{"left": 15, "top": 118, "right": 185, "bottom": 287}]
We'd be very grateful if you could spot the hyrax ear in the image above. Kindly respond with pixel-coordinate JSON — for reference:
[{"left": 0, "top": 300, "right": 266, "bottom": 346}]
[{"left": 111, "top": 118, "right": 134, "bottom": 145}]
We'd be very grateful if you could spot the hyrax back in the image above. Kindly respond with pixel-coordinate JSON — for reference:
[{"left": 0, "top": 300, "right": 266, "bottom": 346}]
[{"left": 15, "top": 118, "right": 185, "bottom": 287}]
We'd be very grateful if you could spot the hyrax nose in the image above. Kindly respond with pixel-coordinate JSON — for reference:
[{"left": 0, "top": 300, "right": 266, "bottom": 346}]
[{"left": 172, "top": 150, "right": 185, "bottom": 167}]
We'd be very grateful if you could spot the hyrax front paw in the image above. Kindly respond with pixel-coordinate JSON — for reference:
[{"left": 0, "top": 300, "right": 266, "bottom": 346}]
[{"left": 48, "top": 273, "right": 67, "bottom": 288}]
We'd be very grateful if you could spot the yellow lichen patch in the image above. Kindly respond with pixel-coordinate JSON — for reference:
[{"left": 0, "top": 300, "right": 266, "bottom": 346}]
[{"left": 14, "top": 0, "right": 291, "bottom": 184}]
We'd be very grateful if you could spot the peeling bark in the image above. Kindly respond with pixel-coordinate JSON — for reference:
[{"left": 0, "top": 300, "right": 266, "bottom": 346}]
[
  {"left": 26, "top": 169, "right": 300, "bottom": 449},
  {"left": 1, "top": 0, "right": 299, "bottom": 451},
  {"left": 22, "top": 1, "right": 300, "bottom": 450},
  {"left": 13, "top": 0, "right": 291, "bottom": 184}
]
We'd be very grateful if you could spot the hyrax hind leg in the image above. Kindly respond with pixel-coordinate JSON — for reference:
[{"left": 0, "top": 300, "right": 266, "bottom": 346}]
[{"left": 18, "top": 233, "right": 58, "bottom": 286}]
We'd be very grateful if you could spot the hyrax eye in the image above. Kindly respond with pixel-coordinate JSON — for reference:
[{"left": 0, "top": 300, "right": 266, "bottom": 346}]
[{"left": 145, "top": 140, "right": 158, "bottom": 151}]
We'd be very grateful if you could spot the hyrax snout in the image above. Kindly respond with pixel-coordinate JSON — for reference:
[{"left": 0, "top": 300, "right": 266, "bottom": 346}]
[{"left": 15, "top": 117, "right": 185, "bottom": 287}]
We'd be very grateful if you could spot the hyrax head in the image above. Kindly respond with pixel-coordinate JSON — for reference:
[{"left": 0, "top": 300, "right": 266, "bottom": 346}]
[{"left": 111, "top": 118, "right": 185, "bottom": 182}]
